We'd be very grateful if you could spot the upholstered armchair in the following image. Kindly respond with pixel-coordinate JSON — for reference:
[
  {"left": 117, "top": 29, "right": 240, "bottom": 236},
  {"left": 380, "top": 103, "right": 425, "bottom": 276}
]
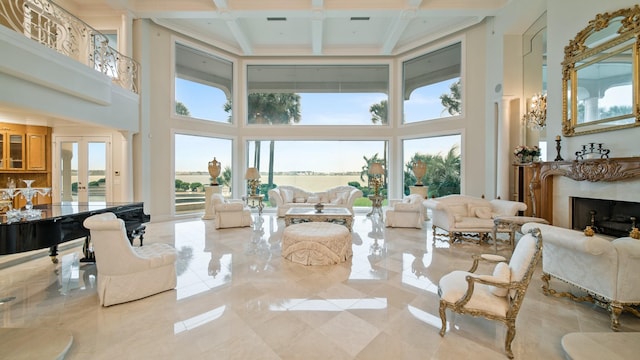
[
  {"left": 83, "top": 212, "right": 177, "bottom": 307},
  {"left": 521, "top": 222, "right": 640, "bottom": 330},
  {"left": 209, "top": 193, "right": 252, "bottom": 229},
  {"left": 438, "top": 227, "right": 543, "bottom": 358},
  {"left": 384, "top": 194, "right": 425, "bottom": 228}
]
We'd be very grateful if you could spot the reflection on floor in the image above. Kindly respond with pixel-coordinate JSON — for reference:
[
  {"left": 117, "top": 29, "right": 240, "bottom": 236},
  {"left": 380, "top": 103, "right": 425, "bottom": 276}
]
[{"left": 1, "top": 212, "right": 639, "bottom": 359}]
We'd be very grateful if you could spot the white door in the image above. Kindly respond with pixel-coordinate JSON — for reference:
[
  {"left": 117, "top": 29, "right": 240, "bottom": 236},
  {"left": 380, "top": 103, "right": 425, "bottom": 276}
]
[{"left": 53, "top": 136, "right": 111, "bottom": 203}]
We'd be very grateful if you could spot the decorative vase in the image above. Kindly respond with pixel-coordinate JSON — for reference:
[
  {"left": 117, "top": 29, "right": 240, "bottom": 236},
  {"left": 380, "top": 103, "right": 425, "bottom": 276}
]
[{"left": 314, "top": 203, "right": 324, "bottom": 213}]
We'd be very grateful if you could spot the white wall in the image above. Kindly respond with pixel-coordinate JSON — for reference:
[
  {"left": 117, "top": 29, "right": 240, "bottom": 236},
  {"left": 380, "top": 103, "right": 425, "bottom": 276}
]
[{"left": 546, "top": 0, "right": 640, "bottom": 158}]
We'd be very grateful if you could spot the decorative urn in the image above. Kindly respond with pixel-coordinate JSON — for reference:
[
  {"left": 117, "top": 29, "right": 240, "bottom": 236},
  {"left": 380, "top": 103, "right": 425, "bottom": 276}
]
[{"left": 208, "top": 157, "right": 221, "bottom": 185}]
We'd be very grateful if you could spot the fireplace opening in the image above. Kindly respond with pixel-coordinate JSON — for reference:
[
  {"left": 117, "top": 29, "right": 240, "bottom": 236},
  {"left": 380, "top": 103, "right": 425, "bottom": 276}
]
[{"left": 572, "top": 197, "right": 640, "bottom": 237}]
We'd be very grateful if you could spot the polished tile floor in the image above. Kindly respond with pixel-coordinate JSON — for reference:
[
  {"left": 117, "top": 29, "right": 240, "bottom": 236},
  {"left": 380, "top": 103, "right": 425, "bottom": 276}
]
[{"left": 1, "top": 211, "right": 639, "bottom": 359}]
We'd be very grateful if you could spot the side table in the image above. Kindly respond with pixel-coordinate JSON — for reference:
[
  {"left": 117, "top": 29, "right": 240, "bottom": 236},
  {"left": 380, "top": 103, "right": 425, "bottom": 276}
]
[
  {"left": 492, "top": 216, "right": 549, "bottom": 253},
  {"left": 243, "top": 194, "right": 264, "bottom": 215},
  {"left": 367, "top": 195, "right": 384, "bottom": 220}
]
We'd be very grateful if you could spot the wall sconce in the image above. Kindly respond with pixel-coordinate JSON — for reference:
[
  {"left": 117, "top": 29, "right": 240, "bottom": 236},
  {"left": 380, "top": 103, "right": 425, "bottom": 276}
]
[
  {"left": 245, "top": 167, "right": 261, "bottom": 195},
  {"left": 368, "top": 162, "right": 385, "bottom": 196},
  {"left": 524, "top": 92, "right": 547, "bottom": 130}
]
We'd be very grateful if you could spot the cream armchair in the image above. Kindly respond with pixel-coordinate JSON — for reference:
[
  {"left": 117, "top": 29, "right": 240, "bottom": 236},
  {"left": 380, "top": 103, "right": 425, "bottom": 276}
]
[
  {"left": 424, "top": 195, "right": 527, "bottom": 244},
  {"left": 209, "top": 193, "right": 252, "bottom": 229},
  {"left": 83, "top": 212, "right": 177, "bottom": 306},
  {"left": 438, "top": 228, "right": 543, "bottom": 359},
  {"left": 384, "top": 194, "right": 424, "bottom": 228},
  {"left": 522, "top": 222, "right": 640, "bottom": 330}
]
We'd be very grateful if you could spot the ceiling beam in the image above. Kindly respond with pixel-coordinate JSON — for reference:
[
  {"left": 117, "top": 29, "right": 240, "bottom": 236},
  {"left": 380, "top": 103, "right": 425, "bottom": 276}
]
[
  {"left": 381, "top": 9, "right": 416, "bottom": 55},
  {"left": 311, "top": 1, "right": 324, "bottom": 55},
  {"left": 213, "top": 0, "right": 252, "bottom": 55}
]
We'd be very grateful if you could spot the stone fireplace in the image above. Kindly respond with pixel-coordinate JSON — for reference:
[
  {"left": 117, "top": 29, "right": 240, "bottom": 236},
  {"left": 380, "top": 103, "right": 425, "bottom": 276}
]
[
  {"left": 571, "top": 197, "right": 639, "bottom": 237},
  {"left": 538, "top": 157, "right": 640, "bottom": 230}
]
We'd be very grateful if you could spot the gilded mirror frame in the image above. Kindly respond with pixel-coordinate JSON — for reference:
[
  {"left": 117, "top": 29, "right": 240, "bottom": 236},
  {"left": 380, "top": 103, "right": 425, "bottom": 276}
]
[{"left": 562, "top": 6, "right": 640, "bottom": 136}]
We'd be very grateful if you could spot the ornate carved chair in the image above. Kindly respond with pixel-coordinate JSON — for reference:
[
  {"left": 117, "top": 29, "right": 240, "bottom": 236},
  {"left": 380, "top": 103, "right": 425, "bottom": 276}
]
[
  {"left": 83, "top": 212, "right": 178, "bottom": 306},
  {"left": 437, "top": 227, "right": 543, "bottom": 358}
]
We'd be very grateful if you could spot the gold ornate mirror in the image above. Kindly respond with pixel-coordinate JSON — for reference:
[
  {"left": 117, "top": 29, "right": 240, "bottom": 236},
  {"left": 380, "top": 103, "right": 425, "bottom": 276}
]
[{"left": 562, "top": 6, "right": 640, "bottom": 136}]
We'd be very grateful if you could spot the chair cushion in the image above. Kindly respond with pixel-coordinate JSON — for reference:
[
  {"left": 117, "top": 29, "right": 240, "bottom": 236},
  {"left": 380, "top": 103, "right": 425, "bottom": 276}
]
[
  {"left": 489, "top": 262, "right": 511, "bottom": 297},
  {"left": 473, "top": 206, "right": 493, "bottom": 219},
  {"left": 281, "top": 189, "right": 294, "bottom": 203},
  {"left": 450, "top": 204, "right": 468, "bottom": 217},
  {"left": 508, "top": 233, "right": 537, "bottom": 298},
  {"left": 439, "top": 270, "right": 509, "bottom": 317}
]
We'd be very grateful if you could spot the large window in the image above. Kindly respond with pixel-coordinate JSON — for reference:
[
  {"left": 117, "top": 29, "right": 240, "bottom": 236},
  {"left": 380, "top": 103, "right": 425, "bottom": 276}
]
[
  {"left": 245, "top": 65, "right": 389, "bottom": 126},
  {"left": 403, "top": 135, "right": 461, "bottom": 197},
  {"left": 246, "top": 140, "right": 387, "bottom": 204},
  {"left": 174, "top": 134, "right": 232, "bottom": 214},
  {"left": 403, "top": 43, "right": 462, "bottom": 123},
  {"left": 174, "top": 43, "right": 233, "bottom": 123}
]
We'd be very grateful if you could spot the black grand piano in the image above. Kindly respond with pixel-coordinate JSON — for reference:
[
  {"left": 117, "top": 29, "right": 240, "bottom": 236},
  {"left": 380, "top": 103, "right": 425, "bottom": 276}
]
[{"left": 0, "top": 202, "right": 150, "bottom": 263}]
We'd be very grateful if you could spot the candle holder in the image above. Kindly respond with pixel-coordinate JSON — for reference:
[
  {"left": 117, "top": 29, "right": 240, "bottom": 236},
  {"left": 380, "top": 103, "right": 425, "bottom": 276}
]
[
  {"left": 554, "top": 136, "right": 564, "bottom": 161},
  {"left": 2, "top": 179, "right": 51, "bottom": 222}
]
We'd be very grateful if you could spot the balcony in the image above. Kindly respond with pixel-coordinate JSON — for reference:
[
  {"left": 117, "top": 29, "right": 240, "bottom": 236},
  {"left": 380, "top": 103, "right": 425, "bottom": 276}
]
[{"left": 0, "top": 0, "right": 139, "bottom": 94}]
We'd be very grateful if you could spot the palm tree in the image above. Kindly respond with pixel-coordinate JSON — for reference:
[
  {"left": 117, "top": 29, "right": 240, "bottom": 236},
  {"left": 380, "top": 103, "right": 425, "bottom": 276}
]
[
  {"left": 369, "top": 100, "right": 388, "bottom": 189},
  {"left": 369, "top": 100, "right": 388, "bottom": 124},
  {"left": 403, "top": 145, "right": 460, "bottom": 197},
  {"left": 175, "top": 101, "right": 190, "bottom": 116},
  {"left": 225, "top": 93, "right": 301, "bottom": 191},
  {"left": 440, "top": 80, "right": 461, "bottom": 116}
]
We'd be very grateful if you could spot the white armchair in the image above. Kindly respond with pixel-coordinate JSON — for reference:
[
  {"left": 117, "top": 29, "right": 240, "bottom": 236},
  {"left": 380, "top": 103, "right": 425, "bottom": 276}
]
[
  {"left": 522, "top": 222, "right": 640, "bottom": 330},
  {"left": 209, "top": 193, "right": 252, "bottom": 229},
  {"left": 83, "top": 212, "right": 177, "bottom": 306},
  {"left": 438, "top": 228, "right": 543, "bottom": 358},
  {"left": 384, "top": 194, "right": 425, "bottom": 228}
]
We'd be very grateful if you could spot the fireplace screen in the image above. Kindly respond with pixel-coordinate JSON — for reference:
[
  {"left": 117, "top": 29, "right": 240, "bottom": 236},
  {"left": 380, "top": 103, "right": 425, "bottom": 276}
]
[{"left": 572, "top": 197, "right": 639, "bottom": 237}]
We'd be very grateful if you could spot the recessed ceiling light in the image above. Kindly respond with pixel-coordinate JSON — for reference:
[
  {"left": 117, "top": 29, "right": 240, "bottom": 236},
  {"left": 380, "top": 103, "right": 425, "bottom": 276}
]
[
  {"left": 267, "top": 17, "right": 287, "bottom": 21},
  {"left": 350, "top": 17, "right": 370, "bottom": 21}
]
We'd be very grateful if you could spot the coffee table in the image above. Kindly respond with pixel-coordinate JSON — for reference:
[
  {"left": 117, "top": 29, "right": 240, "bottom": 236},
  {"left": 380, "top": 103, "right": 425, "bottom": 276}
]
[
  {"left": 284, "top": 207, "right": 354, "bottom": 231},
  {"left": 492, "top": 215, "right": 549, "bottom": 253}
]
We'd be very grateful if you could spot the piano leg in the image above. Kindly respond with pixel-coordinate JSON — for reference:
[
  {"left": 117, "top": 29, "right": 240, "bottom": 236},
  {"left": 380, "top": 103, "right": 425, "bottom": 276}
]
[
  {"left": 49, "top": 245, "right": 59, "bottom": 264},
  {"left": 80, "top": 236, "right": 95, "bottom": 262}
]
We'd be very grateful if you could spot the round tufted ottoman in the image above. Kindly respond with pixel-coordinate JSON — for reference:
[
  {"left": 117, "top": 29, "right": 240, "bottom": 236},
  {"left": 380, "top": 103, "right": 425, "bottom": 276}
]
[{"left": 282, "top": 222, "right": 352, "bottom": 265}]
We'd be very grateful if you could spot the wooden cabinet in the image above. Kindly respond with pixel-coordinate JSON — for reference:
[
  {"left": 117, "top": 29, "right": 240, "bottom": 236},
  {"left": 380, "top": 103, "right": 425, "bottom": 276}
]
[
  {"left": 0, "top": 123, "right": 52, "bottom": 209},
  {"left": 512, "top": 163, "right": 542, "bottom": 217},
  {"left": 26, "top": 126, "right": 49, "bottom": 170},
  {"left": 0, "top": 123, "right": 50, "bottom": 172},
  {"left": 0, "top": 124, "right": 25, "bottom": 170}
]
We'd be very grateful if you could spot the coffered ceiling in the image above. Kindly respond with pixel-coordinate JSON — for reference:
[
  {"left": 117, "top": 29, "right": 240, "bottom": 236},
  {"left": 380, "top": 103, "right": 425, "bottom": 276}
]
[{"left": 68, "top": 0, "right": 511, "bottom": 57}]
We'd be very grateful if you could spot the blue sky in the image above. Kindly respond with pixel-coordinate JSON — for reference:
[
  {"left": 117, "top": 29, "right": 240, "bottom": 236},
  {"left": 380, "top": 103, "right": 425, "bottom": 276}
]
[{"left": 174, "top": 78, "right": 459, "bottom": 172}]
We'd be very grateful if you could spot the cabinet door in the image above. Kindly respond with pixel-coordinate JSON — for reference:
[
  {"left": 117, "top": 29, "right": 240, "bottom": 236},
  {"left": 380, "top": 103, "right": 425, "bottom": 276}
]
[
  {"left": 0, "top": 133, "right": 4, "bottom": 169},
  {"left": 27, "top": 133, "right": 47, "bottom": 170},
  {"left": 7, "top": 132, "right": 25, "bottom": 170}
]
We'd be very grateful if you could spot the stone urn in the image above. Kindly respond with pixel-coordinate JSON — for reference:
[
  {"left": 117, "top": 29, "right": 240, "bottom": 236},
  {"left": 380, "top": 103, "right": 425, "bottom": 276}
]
[
  {"left": 314, "top": 203, "right": 324, "bottom": 213},
  {"left": 208, "top": 157, "right": 221, "bottom": 185},
  {"left": 411, "top": 160, "right": 427, "bottom": 186}
]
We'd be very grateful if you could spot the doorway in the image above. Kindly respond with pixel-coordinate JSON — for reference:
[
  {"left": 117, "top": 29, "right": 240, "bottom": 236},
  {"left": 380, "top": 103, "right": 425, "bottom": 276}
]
[{"left": 53, "top": 136, "right": 111, "bottom": 203}]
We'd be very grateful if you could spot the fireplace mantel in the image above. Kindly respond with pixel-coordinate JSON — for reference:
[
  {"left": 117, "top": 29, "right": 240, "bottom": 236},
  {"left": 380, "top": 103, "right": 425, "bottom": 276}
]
[
  {"left": 535, "top": 157, "right": 640, "bottom": 223},
  {"left": 539, "top": 157, "right": 640, "bottom": 182}
]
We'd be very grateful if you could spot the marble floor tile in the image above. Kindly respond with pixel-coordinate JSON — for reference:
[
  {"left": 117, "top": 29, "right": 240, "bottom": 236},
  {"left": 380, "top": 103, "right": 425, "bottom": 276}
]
[{"left": 1, "top": 211, "right": 639, "bottom": 359}]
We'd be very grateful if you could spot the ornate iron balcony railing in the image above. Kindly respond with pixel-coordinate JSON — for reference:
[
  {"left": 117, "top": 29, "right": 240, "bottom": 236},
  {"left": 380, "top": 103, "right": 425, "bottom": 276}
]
[{"left": 0, "top": 0, "right": 139, "bottom": 94}]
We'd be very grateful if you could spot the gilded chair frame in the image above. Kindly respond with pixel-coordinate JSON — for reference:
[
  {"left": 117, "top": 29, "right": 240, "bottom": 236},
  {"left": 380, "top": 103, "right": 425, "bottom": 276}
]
[{"left": 438, "top": 228, "right": 543, "bottom": 359}]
